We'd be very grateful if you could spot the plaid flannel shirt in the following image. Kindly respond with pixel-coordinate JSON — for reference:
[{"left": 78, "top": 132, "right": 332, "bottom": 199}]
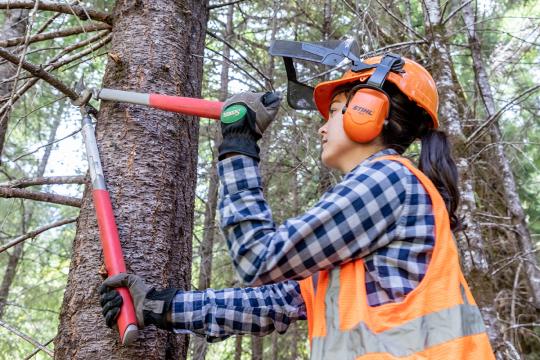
[{"left": 171, "top": 148, "right": 435, "bottom": 340}]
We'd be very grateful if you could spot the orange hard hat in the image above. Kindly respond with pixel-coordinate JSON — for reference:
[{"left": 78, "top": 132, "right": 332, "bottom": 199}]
[{"left": 313, "top": 56, "right": 439, "bottom": 128}]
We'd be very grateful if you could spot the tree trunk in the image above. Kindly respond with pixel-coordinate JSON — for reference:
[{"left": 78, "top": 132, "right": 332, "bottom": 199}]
[
  {"left": 234, "top": 335, "right": 243, "bottom": 360},
  {"left": 54, "top": 1, "right": 208, "bottom": 359},
  {"left": 251, "top": 336, "right": 263, "bottom": 360},
  {"left": 0, "top": 8, "right": 28, "bottom": 162},
  {"left": 421, "top": 0, "right": 502, "bottom": 349},
  {"left": 422, "top": 0, "right": 489, "bottom": 273},
  {"left": 461, "top": 2, "right": 540, "bottom": 310},
  {"left": 191, "top": 4, "right": 232, "bottom": 360}
]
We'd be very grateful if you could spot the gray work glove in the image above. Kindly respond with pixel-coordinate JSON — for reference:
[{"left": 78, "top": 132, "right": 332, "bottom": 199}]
[
  {"left": 218, "top": 91, "right": 282, "bottom": 161},
  {"left": 100, "top": 273, "right": 177, "bottom": 330}
]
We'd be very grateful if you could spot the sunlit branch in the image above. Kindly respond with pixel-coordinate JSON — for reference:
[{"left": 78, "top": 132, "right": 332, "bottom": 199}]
[
  {"left": 0, "top": 1, "right": 112, "bottom": 25},
  {"left": 0, "top": 187, "right": 82, "bottom": 207},
  {"left": 0, "top": 320, "right": 53, "bottom": 357},
  {"left": 0, "top": 22, "right": 111, "bottom": 47}
]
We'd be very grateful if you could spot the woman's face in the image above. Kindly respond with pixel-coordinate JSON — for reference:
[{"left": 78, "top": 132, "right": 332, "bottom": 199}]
[{"left": 317, "top": 92, "right": 361, "bottom": 172}]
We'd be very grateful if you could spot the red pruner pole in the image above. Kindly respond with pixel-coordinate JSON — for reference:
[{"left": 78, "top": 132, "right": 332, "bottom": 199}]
[
  {"left": 96, "top": 88, "right": 223, "bottom": 119},
  {"left": 80, "top": 107, "right": 138, "bottom": 345}
]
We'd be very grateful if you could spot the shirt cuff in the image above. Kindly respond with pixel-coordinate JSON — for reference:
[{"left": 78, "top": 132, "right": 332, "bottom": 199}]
[{"left": 218, "top": 155, "right": 262, "bottom": 196}]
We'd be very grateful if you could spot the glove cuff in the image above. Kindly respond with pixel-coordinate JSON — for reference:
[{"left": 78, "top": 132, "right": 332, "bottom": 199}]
[
  {"left": 143, "top": 288, "right": 177, "bottom": 330},
  {"left": 218, "top": 136, "right": 260, "bottom": 161}
]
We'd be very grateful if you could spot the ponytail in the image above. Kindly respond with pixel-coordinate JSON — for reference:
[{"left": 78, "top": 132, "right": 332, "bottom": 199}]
[
  {"left": 418, "top": 130, "right": 460, "bottom": 230},
  {"left": 380, "top": 83, "right": 461, "bottom": 230}
]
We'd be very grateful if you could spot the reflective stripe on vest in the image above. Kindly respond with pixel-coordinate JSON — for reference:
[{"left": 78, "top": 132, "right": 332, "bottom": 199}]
[{"left": 299, "top": 155, "right": 495, "bottom": 359}]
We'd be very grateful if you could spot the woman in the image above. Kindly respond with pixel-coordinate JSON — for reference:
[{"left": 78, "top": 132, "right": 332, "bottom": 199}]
[{"left": 101, "top": 55, "right": 494, "bottom": 358}]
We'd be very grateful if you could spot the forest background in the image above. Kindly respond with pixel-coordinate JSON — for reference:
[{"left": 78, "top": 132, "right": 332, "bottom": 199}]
[{"left": 0, "top": 0, "right": 539, "bottom": 359}]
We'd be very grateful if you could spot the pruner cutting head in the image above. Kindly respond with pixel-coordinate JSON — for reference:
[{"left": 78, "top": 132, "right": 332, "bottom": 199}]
[
  {"left": 72, "top": 76, "right": 98, "bottom": 116},
  {"left": 269, "top": 39, "right": 390, "bottom": 111},
  {"left": 72, "top": 76, "right": 94, "bottom": 107}
]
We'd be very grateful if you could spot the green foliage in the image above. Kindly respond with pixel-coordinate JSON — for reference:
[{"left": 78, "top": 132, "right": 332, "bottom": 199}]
[{"left": 1, "top": 0, "right": 540, "bottom": 358}]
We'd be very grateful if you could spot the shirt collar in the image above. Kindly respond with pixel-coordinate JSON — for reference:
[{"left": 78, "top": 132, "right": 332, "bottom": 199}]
[{"left": 344, "top": 148, "right": 399, "bottom": 179}]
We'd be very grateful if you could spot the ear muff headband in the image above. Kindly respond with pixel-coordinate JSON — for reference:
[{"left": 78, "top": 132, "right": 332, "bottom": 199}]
[{"left": 342, "top": 84, "right": 392, "bottom": 143}]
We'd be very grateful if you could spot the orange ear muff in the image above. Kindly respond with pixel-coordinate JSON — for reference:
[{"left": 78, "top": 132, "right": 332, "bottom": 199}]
[{"left": 342, "top": 87, "right": 390, "bottom": 143}]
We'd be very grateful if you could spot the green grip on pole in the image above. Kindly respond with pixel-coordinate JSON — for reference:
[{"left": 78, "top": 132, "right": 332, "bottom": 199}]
[{"left": 220, "top": 104, "right": 247, "bottom": 124}]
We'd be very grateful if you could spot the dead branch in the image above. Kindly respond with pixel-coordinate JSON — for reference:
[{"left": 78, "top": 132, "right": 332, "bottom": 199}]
[
  {"left": 11, "top": 126, "right": 83, "bottom": 162},
  {"left": 373, "top": 0, "right": 426, "bottom": 40},
  {"left": 0, "top": 218, "right": 77, "bottom": 254},
  {"left": 0, "top": 187, "right": 81, "bottom": 207},
  {"left": 206, "top": 30, "right": 273, "bottom": 89},
  {"left": 0, "top": 32, "right": 111, "bottom": 118},
  {"left": 0, "top": 175, "right": 86, "bottom": 188},
  {"left": 0, "top": 1, "right": 112, "bottom": 25},
  {"left": 208, "top": 0, "right": 247, "bottom": 10},
  {"left": 0, "top": 47, "right": 79, "bottom": 100},
  {"left": 22, "top": 337, "right": 55, "bottom": 360},
  {"left": 0, "top": 319, "right": 53, "bottom": 357},
  {"left": 0, "top": 22, "right": 111, "bottom": 47},
  {"left": 442, "top": 0, "right": 474, "bottom": 25},
  {"left": 466, "top": 84, "right": 540, "bottom": 146},
  {"left": 48, "top": 33, "right": 111, "bottom": 68}
]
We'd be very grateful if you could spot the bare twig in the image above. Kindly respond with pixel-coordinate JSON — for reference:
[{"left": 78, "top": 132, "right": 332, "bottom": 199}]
[
  {"left": 0, "top": 1, "right": 112, "bottom": 24},
  {"left": 0, "top": 47, "right": 79, "bottom": 100},
  {"left": 466, "top": 84, "right": 540, "bottom": 146},
  {"left": 208, "top": 0, "right": 247, "bottom": 10},
  {"left": 442, "top": 0, "right": 473, "bottom": 25},
  {"left": 11, "top": 126, "right": 83, "bottom": 162},
  {"left": 22, "top": 337, "right": 55, "bottom": 359},
  {"left": 0, "top": 175, "right": 86, "bottom": 188},
  {"left": 0, "top": 187, "right": 81, "bottom": 207},
  {"left": 0, "top": 32, "right": 110, "bottom": 118},
  {"left": 0, "top": 320, "right": 53, "bottom": 357},
  {"left": 206, "top": 30, "right": 273, "bottom": 89},
  {"left": 0, "top": 218, "right": 77, "bottom": 254},
  {"left": 0, "top": 22, "right": 111, "bottom": 47},
  {"left": 35, "top": 11, "right": 63, "bottom": 35},
  {"left": 374, "top": 0, "right": 427, "bottom": 40},
  {"left": 49, "top": 33, "right": 111, "bottom": 68},
  {"left": 202, "top": 47, "right": 267, "bottom": 89}
]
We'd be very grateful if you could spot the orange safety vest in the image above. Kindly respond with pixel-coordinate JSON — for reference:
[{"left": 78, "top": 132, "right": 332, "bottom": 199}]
[{"left": 299, "top": 155, "right": 495, "bottom": 359}]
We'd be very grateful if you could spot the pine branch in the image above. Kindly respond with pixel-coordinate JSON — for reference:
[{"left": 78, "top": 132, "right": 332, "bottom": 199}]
[
  {"left": 0, "top": 47, "right": 79, "bottom": 100},
  {"left": 0, "top": 320, "right": 53, "bottom": 357},
  {"left": 0, "top": 175, "right": 86, "bottom": 188},
  {"left": 0, "top": 218, "right": 77, "bottom": 254},
  {"left": 0, "top": 187, "right": 81, "bottom": 207},
  {"left": 0, "top": 22, "right": 111, "bottom": 47},
  {"left": 0, "top": 1, "right": 112, "bottom": 25}
]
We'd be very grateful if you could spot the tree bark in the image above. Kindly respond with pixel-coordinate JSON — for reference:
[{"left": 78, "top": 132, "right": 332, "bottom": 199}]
[
  {"left": 54, "top": 1, "right": 208, "bottom": 359},
  {"left": 234, "top": 335, "right": 243, "bottom": 360},
  {"left": 251, "top": 335, "right": 263, "bottom": 360},
  {"left": 421, "top": 0, "right": 502, "bottom": 350},
  {"left": 422, "top": 0, "right": 489, "bottom": 274}
]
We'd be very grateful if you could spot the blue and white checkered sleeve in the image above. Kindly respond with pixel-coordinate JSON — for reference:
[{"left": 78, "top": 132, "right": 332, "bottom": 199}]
[
  {"left": 218, "top": 154, "right": 408, "bottom": 286},
  {"left": 170, "top": 280, "right": 306, "bottom": 342}
]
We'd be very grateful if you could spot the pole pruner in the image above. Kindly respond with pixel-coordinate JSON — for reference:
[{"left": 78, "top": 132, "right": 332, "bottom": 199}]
[{"left": 73, "top": 79, "right": 139, "bottom": 346}]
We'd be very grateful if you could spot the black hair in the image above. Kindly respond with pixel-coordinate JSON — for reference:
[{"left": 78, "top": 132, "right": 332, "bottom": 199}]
[{"left": 380, "top": 83, "right": 461, "bottom": 230}]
